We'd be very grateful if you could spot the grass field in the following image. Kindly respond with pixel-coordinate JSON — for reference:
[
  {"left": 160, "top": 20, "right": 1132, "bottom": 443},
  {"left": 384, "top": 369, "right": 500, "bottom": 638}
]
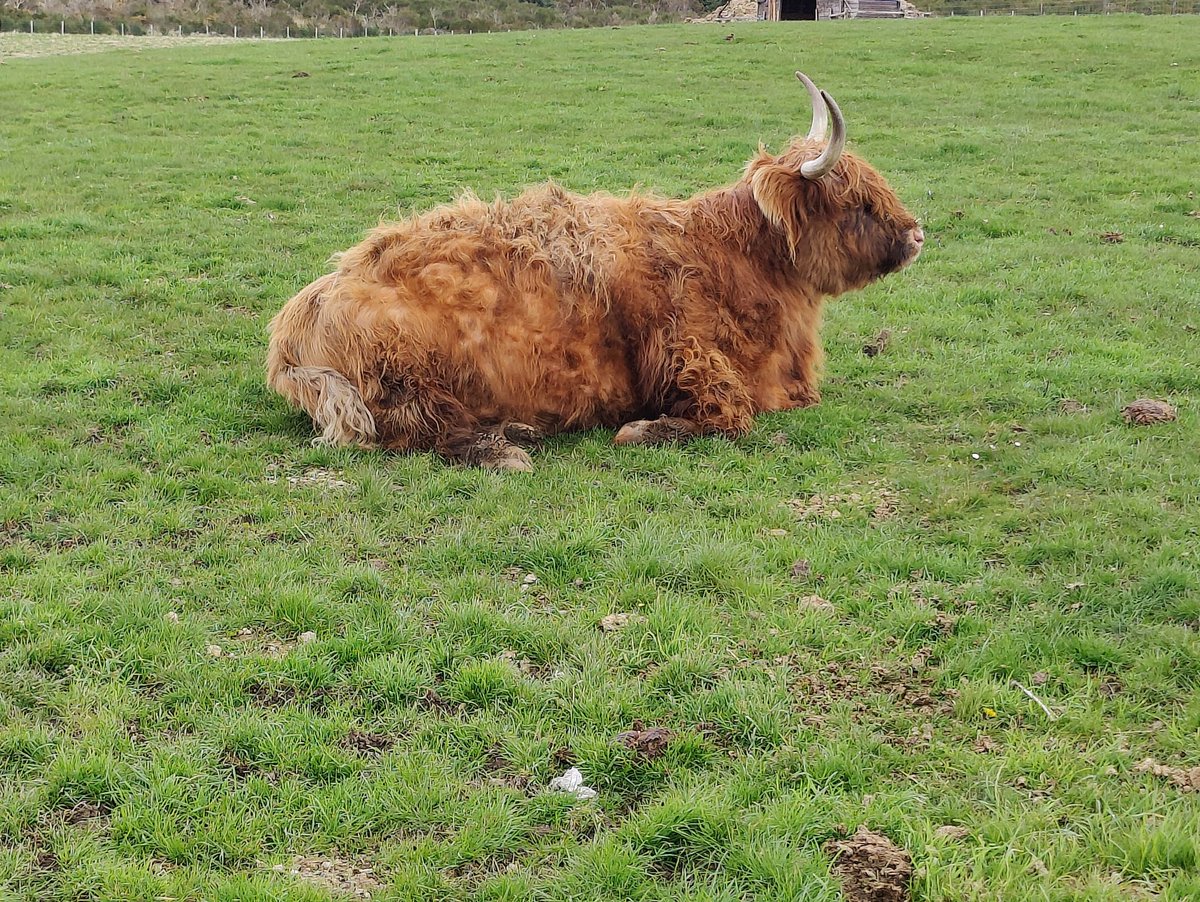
[{"left": 1, "top": 17, "right": 1199, "bottom": 901}]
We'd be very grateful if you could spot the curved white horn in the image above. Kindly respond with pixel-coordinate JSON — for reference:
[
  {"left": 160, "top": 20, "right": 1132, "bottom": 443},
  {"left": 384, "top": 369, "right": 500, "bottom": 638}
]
[
  {"left": 800, "top": 89, "right": 846, "bottom": 181},
  {"left": 795, "top": 71, "right": 827, "bottom": 141}
]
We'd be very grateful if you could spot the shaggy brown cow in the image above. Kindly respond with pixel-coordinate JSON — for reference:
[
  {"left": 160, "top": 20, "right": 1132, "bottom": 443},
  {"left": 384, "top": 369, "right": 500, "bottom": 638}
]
[{"left": 267, "top": 73, "right": 923, "bottom": 471}]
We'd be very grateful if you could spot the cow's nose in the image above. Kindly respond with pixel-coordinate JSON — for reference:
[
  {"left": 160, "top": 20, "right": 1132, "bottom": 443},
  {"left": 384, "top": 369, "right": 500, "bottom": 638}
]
[{"left": 912, "top": 227, "right": 925, "bottom": 246}]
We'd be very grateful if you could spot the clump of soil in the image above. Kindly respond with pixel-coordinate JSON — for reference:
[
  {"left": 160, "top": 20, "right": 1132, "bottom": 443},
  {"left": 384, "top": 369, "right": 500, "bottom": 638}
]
[
  {"left": 599, "top": 612, "right": 645, "bottom": 632},
  {"left": 1121, "top": 399, "right": 1177, "bottom": 426},
  {"left": 798, "top": 595, "right": 835, "bottom": 614},
  {"left": 824, "top": 826, "right": 913, "bottom": 902},
  {"left": 1135, "top": 757, "right": 1200, "bottom": 792}
]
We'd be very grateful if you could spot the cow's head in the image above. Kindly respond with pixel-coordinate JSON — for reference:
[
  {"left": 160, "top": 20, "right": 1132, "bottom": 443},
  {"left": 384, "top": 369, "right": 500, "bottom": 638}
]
[{"left": 747, "top": 73, "right": 924, "bottom": 296}]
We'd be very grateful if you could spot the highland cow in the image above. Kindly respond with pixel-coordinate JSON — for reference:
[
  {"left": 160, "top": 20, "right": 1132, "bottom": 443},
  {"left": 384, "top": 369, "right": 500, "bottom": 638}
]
[{"left": 267, "top": 73, "right": 923, "bottom": 471}]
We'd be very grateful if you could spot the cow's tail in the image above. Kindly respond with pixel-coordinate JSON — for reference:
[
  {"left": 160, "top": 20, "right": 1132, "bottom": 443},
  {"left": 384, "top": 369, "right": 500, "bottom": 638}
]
[{"left": 266, "top": 278, "right": 378, "bottom": 448}]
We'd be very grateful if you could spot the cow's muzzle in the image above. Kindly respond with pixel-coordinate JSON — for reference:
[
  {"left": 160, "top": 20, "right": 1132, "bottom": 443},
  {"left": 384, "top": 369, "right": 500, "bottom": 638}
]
[{"left": 900, "top": 226, "right": 924, "bottom": 268}]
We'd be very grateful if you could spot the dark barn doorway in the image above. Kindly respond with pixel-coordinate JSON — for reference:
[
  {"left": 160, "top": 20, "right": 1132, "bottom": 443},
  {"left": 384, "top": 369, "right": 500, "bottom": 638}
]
[{"left": 779, "top": 0, "right": 817, "bottom": 18}]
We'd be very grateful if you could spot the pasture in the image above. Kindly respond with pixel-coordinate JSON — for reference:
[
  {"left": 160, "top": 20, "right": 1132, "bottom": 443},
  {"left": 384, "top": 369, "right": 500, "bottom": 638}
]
[{"left": 1, "top": 17, "right": 1199, "bottom": 901}]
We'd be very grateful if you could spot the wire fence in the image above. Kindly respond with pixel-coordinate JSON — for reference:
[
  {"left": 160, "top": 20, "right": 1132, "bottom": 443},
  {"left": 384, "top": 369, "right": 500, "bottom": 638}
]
[
  {"left": 0, "top": 19, "right": 479, "bottom": 38},
  {"left": 1, "top": 3, "right": 1197, "bottom": 39},
  {"left": 931, "top": 0, "right": 1197, "bottom": 14}
]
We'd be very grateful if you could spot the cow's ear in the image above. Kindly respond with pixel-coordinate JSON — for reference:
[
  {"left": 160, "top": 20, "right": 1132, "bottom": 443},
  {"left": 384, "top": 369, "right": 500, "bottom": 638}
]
[{"left": 750, "top": 160, "right": 810, "bottom": 255}]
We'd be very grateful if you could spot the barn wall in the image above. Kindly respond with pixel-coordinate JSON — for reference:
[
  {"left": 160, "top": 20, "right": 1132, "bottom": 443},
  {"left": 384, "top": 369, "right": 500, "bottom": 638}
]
[{"left": 766, "top": 0, "right": 858, "bottom": 19}]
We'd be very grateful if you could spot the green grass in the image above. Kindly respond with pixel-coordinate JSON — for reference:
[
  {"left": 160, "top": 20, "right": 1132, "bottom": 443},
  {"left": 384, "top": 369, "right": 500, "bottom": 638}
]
[{"left": 1, "top": 18, "right": 1199, "bottom": 901}]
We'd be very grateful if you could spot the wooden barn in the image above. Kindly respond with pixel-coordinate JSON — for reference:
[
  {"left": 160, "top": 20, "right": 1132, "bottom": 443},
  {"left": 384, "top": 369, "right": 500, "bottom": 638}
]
[
  {"left": 771, "top": 0, "right": 920, "bottom": 18},
  {"left": 696, "top": 0, "right": 922, "bottom": 21}
]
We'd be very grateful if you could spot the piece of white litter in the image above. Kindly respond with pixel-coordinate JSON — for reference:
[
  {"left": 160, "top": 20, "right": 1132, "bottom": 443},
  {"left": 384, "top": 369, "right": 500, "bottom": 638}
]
[{"left": 548, "top": 767, "right": 598, "bottom": 800}]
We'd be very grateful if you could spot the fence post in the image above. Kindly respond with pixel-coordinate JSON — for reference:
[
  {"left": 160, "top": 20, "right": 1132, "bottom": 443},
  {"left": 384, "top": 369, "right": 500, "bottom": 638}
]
[
  {"left": 260, "top": 26, "right": 263, "bottom": 37},
  {"left": 121, "top": 22, "right": 124, "bottom": 35},
  {"left": 339, "top": 26, "right": 343, "bottom": 37},
  {"left": 287, "top": 26, "right": 290, "bottom": 37},
  {"left": 30, "top": 18, "right": 33, "bottom": 32},
  {"left": 233, "top": 24, "right": 237, "bottom": 36},
  {"left": 60, "top": 19, "right": 64, "bottom": 33},
  {"left": 90, "top": 18, "right": 94, "bottom": 34}
]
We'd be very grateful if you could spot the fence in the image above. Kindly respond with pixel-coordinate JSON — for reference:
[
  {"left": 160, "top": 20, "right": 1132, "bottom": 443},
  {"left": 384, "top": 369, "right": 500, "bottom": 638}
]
[{"left": 0, "top": 20, "right": 480, "bottom": 38}]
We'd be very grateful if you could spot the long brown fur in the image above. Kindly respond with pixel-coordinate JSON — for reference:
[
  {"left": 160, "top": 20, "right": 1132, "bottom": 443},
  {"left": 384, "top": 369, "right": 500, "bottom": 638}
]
[{"left": 267, "top": 135, "right": 922, "bottom": 467}]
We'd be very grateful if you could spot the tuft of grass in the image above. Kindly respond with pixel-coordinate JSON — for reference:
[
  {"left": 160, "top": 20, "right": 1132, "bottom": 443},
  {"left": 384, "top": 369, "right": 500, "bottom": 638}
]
[{"left": 1, "top": 18, "right": 1199, "bottom": 901}]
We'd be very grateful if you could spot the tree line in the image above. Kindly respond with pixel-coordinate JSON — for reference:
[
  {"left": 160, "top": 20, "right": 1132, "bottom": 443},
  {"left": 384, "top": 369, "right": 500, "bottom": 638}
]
[{"left": 1, "top": 0, "right": 730, "bottom": 35}]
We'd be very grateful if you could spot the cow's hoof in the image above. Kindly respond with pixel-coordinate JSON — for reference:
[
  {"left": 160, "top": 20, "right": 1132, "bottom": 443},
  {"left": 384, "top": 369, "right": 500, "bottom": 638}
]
[
  {"left": 481, "top": 445, "right": 534, "bottom": 473},
  {"left": 502, "top": 422, "right": 545, "bottom": 449},
  {"left": 614, "top": 417, "right": 699, "bottom": 446},
  {"left": 614, "top": 420, "right": 653, "bottom": 445}
]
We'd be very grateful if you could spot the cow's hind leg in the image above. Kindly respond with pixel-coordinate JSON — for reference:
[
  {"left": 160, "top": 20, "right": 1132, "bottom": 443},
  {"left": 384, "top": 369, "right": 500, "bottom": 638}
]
[
  {"left": 373, "top": 371, "right": 533, "bottom": 472},
  {"left": 615, "top": 340, "right": 754, "bottom": 446},
  {"left": 439, "top": 428, "right": 534, "bottom": 472}
]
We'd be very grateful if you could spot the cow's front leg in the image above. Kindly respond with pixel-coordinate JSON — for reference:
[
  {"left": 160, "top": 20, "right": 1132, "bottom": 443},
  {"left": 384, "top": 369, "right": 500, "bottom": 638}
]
[
  {"left": 615, "top": 341, "right": 755, "bottom": 446},
  {"left": 614, "top": 415, "right": 702, "bottom": 446}
]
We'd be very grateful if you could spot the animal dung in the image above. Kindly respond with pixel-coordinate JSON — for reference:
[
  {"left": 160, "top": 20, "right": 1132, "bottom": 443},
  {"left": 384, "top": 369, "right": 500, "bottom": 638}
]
[
  {"left": 824, "top": 826, "right": 913, "bottom": 902},
  {"left": 1121, "top": 398, "right": 1177, "bottom": 426},
  {"left": 616, "top": 727, "right": 673, "bottom": 759}
]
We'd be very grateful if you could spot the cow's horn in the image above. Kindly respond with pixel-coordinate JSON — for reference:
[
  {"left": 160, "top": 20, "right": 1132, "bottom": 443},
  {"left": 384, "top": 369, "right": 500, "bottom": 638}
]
[
  {"left": 796, "top": 71, "right": 827, "bottom": 141},
  {"left": 800, "top": 89, "right": 846, "bottom": 180}
]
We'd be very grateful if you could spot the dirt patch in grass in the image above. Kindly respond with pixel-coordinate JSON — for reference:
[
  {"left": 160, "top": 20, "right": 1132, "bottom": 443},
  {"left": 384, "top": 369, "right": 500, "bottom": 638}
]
[
  {"left": 475, "top": 746, "right": 532, "bottom": 792},
  {"left": 824, "top": 826, "right": 912, "bottom": 902},
  {"left": 272, "top": 855, "right": 383, "bottom": 899},
  {"left": 785, "top": 486, "right": 900, "bottom": 526},
  {"left": 862, "top": 328, "right": 893, "bottom": 358},
  {"left": 222, "top": 627, "right": 316, "bottom": 659},
  {"left": 62, "top": 801, "right": 110, "bottom": 827},
  {"left": 341, "top": 730, "right": 396, "bottom": 756},
  {"left": 267, "top": 467, "right": 352, "bottom": 489},
  {"left": 243, "top": 679, "right": 331, "bottom": 711},
  {"left": 789, "top": 657, "right": 955, "bottom": 744}
]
